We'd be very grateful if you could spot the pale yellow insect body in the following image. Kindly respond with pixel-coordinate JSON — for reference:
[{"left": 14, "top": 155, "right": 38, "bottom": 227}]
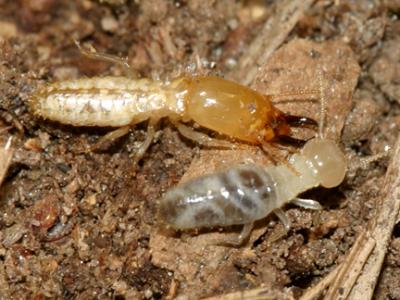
[
  {"left": 31, "top": 75, "right": 312, "bottom": 160},
  {"left": 31, "top": 40, "right": 317, "bottom": 159},
  {"left": 30, "top": 76, "right": 185, "bottom": 127}
]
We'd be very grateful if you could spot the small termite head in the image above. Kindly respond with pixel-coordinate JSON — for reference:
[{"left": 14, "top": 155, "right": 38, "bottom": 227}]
[{"left": 302, "top": 138, "right": 347, "bottom": 188}]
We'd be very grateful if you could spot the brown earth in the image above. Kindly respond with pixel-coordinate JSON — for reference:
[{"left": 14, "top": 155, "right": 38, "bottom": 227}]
[{"left": 0, "top": 0, "right": 399, "bottom": 299}]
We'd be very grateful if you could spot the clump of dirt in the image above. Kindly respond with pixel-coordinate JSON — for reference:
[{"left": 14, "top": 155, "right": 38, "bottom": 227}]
[{"left": 0, "top": 0, "right": 399, "bottom": 299}]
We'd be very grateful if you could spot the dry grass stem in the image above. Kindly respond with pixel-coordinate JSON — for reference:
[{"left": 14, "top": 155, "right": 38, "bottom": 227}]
[
  {"left": 202, "top": 286, "right": 295, "bottom": 300},
  {"left": 0, "top": 136, "right": 13, "bottom": 187},
  {"left": 325, "top": 231, "right": 375, "bottom": 300},
  {"left": 299, "top": 265, "right": 339, "bottom": 300},
  {"left": 348, "top": 135, "right": 400, "bottom": 299},
  {"left": 299, "top": 230, "right": 374, "bottom": 300}
]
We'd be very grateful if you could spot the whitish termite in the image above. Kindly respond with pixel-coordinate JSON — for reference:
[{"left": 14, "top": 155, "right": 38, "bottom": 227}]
[
  {"left": 158, "top": 76, "right": 348, "bottom": 246},
  {"left": 29, "top": 41, "right": 316, "bottom": 162}
]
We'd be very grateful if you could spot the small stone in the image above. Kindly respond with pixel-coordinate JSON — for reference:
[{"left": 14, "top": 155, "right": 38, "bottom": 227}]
[
  {"left": 144, "top": 288, "right": 153, "bottom": 299},
  {"left": 101, "top": 16, "right": 119, "bottom": 33}
]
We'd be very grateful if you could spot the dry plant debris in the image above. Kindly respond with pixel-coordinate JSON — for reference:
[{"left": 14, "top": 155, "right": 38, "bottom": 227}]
[
  {"left": 347, "top": 136, "right": 400, "bottom": 299},
  {"left": 299, "top": 229, "right": 374, "bottom": 300},
  {"left": 203, "top": 285, "right": 295, "bottom": 300},
  {"left": 0, "top": 137, "right": 13, "bottom": 188}
]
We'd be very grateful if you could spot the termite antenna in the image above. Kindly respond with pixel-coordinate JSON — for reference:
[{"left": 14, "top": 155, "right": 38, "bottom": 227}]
[
  {"left": 317, "top": 67, "right": 327, "bottom": 139},
  {"left": 72, "top": 38, "right": 135, "bottom": 77}
]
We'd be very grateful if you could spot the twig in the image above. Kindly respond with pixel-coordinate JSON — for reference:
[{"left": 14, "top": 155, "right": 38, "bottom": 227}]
[
  {"left": 347, "top": 135, "right": 400, "bottom": 299},
  {"left": 325, "top": 231, "right": 375, "bottom": 300},
  {"left": 202, "top": 286, "right": 294, "bottom": 300},
  {"left": 299, "top": 229, "right": 375, "bottom": 300},
  {"left": 231, "top": 0, "right": 316, "bottom": 85},
  {"left": 299, "top": 265, "right": 340, "bottom": 300},
  {"left": 0, "top": 136, "right": 13, "bottom": 187}
]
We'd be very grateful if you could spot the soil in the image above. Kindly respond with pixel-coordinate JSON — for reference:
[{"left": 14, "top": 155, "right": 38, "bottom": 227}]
[{"left": 0, "top": 0, "right": 399, "bottom": 299}]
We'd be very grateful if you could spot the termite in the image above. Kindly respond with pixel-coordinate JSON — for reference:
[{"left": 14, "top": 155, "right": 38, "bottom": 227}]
[
  {"left": 158, "top": 78, "right": 348, "bottom": 246},
  {"left": 29, "top": 42, "right": 316, "bottom": 162}
]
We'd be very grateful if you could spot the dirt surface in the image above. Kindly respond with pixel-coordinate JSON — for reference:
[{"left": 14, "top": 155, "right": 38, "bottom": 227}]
[{"left": 0, "top": 1, "right": 399, "bottom": 299}]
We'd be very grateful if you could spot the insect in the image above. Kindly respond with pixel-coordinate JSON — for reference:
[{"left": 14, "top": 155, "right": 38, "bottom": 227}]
[
  {"left": 29, "top": 42, "right": 316, "bottom": 162},
  {"left": 158, "top": 81, "right": 348, "bottom": 246}
]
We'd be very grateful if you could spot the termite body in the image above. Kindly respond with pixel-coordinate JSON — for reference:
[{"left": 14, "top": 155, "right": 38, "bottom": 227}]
[
  {"left": 159, "top": 137, "right": 347, "bottom": 244},
  {"left": 30, "top": 74, "right": 314, "bottom": 160}
]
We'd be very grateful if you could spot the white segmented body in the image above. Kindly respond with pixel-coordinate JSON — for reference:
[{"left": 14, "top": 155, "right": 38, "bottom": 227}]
[
  {"left": 30, "top": 76, "right": 184, "bottom": 127},
  {"left": 159, "top": 138, "right": 347, "bottom": 232},
  {"left": 160, "top": 153, "right": 317, "bottom": 229},
  {"left": 160, "top": 164, "right": 278, "bottom": 229}
]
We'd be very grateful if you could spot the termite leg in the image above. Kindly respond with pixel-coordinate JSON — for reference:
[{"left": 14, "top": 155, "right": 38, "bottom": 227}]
[
  {"left": 274, "top": 208, "right": 291, "bottom": 232},
  {"left": 89, "top": 125, "right": 131, "bottom": 152},
  {"left": 74, "top": 40, "right": 136, "bottom": 77},
  {"left": 260, "top": 140, "right": 291, "bottom": 165},
  {"left": 266, "top": 208, "right": 291, "bottom": 244},
  {"left": 174, "top": 122, "right": 233, "bottom": 148},
  {"left": 271, "top": 201, "right": 326, "bottom": 244},
  {"left": 268, "top": 208, "right": 291, "bottom": 243},
  {"left": 212, "top": 222, "right": 254, "bottom": 247},
  {"left": 261, "top": 141, "right": 302, "bottom": 177},
  {"left": 133, "top": 119, "right": 157, "bottom": 164},
  {"left": 292, "top": 198, "right": 322, "bottom": 210},
  {"left": 236, "top": 222, "right": 254, "bottom": 245}
]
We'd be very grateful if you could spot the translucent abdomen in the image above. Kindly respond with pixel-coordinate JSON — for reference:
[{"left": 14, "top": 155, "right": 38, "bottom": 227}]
[{"left": 159, "top": 164, "right": 278, "bottom": 230}]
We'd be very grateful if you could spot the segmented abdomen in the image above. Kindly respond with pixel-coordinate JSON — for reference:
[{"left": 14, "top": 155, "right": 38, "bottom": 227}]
[
  {"left": 159, "top": 164, "right": 278, "bottom": 229},
  {"left": 30, "top": 76, "right": 172, "bottom": 127}
]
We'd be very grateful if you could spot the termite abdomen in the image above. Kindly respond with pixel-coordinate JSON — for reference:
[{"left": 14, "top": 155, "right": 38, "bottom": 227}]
[{"left": 159, "top": 164, "right": 278, "bottom": 230}]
